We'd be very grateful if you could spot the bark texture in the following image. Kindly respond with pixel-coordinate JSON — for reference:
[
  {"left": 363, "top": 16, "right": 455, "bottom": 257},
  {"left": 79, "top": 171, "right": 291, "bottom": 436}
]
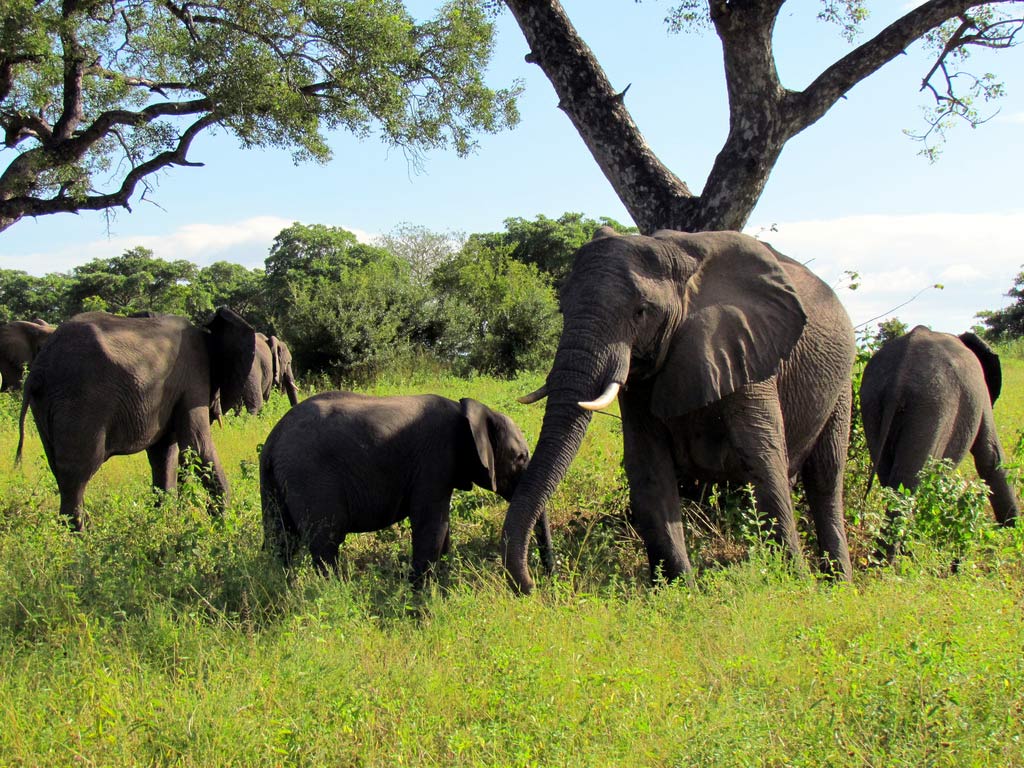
[{"left": 504, "top": 0, "right": 1017, "bottom": 233}]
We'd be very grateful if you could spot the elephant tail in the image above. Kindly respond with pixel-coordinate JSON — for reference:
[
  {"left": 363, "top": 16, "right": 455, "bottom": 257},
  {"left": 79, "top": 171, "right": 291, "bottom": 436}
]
[{"left": 866, "top": 396, "right": 902, "bottom": 497}]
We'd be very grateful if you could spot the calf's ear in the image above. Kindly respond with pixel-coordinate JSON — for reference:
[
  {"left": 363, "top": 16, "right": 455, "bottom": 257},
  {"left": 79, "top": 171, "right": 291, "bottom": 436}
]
[{"left": 460, "top": 398, "right": 497, "bottom": 493}]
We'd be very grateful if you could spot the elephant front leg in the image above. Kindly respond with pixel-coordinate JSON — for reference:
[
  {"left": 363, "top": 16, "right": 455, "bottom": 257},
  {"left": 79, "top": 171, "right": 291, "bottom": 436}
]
[
  {"left": 409, "top": 498, "right": 453, "bottom": 587},
  {"left": 723, "top": 384, "right": 805, "bottom": 571},
  {"left": 621, "top": 393, "right": 692, "bottom": 584},
  {"left": 146, "top": 431, "right": 179, "bottom": 494},
  {"left": 178, "top": 405, "right": 230, "bottom": 516}
]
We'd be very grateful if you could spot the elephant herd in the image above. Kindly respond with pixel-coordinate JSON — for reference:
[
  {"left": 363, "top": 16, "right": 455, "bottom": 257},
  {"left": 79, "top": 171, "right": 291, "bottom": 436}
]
[{"left": 3, "top": 229, "right": 1019, "bottom": 591}]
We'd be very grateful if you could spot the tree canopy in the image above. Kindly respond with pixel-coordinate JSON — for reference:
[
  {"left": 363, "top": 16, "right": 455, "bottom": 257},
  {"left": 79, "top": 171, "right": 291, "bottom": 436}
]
[
  {"left": 977, "top": 267, "right": 1024, "bottom": 340},
  {"left": 0, "top": 0, "right": 519, "bottom": 232},
  {"left": 502, "top": 0, "right": 1023, "bottom": 233}
]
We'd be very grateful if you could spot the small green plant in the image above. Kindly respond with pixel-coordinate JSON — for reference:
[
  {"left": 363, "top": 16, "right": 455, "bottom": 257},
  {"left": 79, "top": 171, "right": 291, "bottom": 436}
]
[{"left": 878, "top": 458, "right": 994, "bottom": 567}]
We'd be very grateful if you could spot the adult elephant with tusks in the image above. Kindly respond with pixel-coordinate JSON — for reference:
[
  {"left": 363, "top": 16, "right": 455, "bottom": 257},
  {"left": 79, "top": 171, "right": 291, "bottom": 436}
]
[
  {"left": 503, "top": 227, "right": 856, "bottom": 593},
  {"left": 17, "top": 307, "right": 256, "bottom": 530}
]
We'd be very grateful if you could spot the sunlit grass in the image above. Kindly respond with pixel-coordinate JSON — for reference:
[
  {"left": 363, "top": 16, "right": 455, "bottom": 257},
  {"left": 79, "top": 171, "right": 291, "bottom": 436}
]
[{"left": 1, "top": 366, "right": 1023, "bottom": 766}]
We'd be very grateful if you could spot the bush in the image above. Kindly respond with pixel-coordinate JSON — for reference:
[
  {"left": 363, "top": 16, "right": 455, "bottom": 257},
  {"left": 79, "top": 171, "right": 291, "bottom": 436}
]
[{"left": 427, "top": 242, "right": 562, "bottom": 377}]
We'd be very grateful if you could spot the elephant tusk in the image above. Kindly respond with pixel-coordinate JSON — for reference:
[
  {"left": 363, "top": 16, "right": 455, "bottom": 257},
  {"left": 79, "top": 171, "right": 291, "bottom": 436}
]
[
  {"left": 579, "top": 382, "right": 621, "bottom": 411},
  {"left": 517, "top": 384, "right": 549, "bottom": 405}
]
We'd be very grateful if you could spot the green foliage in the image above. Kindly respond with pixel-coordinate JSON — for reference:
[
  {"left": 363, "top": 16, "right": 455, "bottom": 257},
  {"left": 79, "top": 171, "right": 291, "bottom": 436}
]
[
  {"left": 977, "top": 265, "right": 1024, "bottom": 341},
  {"left": 875, "top": 316, "right": 909, "bottom": 346},
  {"left": 2, "top": 368, "right": 1024, "bottom": 765},
  {"left": 470, "top": 212, "right": 637, "bottom": 288},
  {"left": 1, "top": 0, "right": 518, "bottom": 230},
  {"left": 878, "top": 458, "right": 997, "bottom": 566},
  {"left": 66, "top": 247, "right": 199, "bottom": 316},
  {"left": 0, "top": 269, "right": 72, "bottom": 323},
  {"left": 428, "top": 240, "right": 562, "bottom": 377}
]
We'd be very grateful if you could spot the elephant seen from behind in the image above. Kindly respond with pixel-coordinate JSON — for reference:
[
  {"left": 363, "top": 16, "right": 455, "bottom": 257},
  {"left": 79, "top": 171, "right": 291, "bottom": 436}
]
[
  {"left": 261, "top": 392, "right": 554, "bottom": 584},
  {"left": 503, "top": 228, "right": 857, "bottom": 593},
  {"left": 17, "top": 307, "right": 256, "bottom": 529},
  {"left": 859, "top": 326, "right": 1019, "bottom": 530}
]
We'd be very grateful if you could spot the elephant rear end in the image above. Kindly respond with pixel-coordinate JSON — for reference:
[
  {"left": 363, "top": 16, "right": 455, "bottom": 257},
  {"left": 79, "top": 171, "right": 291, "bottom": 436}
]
[{"left": 260, "top": 426, "right": 301, "bottom": 565}]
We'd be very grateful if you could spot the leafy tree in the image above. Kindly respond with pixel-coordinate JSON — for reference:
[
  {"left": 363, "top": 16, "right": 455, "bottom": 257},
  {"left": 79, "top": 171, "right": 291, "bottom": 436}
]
[
  {"left": 0, "top": 0, "right": 519, "bottom": 232},
  {"left": 374, "top": 223, "right": 464, "bottom": 287},
  {"left": 977, "top": 266, "right": 1024, "bottom": 340},
  {"left": 267, "top": 222, "right": 423, "bottom": 380},
  {"left": 187, "top": 261, "right": 269, "bottom": 327},
  {"left": 0, "top": 269, "right": 72, "bottom": 322},
  {"left": 429, "top": 240, "right": 561, "bottom": 377},
  {"left": 471, "top": 212, "right": 636, "bottom": 287},
  {"left": 66, "top": 247, "right": 198, "bottom": 315},
  {"left": 502, "top": 1, "right": 1023, "bottom": 233},
  {"left": 876, "top": 317, "right": 910, "bottom": 346}
]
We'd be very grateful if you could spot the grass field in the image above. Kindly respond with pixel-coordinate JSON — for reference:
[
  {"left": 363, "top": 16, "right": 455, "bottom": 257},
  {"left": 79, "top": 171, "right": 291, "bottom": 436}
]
[{"left": 2, "top": 363, "right": 1023, "bottom": 766}]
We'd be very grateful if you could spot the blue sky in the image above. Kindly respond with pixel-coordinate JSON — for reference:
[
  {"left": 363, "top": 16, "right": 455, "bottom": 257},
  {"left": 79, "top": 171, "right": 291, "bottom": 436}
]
[{"left": 2, "top": 0, "right": 1023, "bottom": 334}]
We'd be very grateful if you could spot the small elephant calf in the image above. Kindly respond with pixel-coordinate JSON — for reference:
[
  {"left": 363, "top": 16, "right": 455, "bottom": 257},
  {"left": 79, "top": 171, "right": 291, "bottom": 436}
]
[
  {"left": 860, "top": 326, "right": 1020, "bottom": 534},
  {"left": 260, "top": 392, "right": 553, "bottom": 583}
]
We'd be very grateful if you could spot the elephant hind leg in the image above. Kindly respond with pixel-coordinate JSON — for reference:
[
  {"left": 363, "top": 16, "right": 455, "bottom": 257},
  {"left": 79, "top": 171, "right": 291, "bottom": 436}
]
[
  {"left": 971, "top": 411, "right": 1020, "bottom": 526},
  {"left": 800, "top": 390, "right": 853, "bottom": 581}
]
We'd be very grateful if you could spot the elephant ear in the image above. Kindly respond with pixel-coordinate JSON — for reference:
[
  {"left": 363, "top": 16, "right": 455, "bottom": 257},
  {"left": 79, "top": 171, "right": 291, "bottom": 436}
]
[
  {"left": 460, "top": 397, "right": 497, "bottom": 493},
  {"left": 204, "top": 307, "right": 256, "bottom": 413},
  {"left": 651, "top": 243, "right": 807, "bottom": 419},
  {"left": 958, "top": 331, "right": 1002, "bottom": 404},
  {"left": 267, "top": 336, "right": 281, "bottom": 385}
]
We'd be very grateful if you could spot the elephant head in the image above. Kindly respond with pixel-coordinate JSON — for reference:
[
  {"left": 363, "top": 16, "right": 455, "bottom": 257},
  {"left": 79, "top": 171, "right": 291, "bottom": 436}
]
[
  {"left": 204, "top": 307, "right": 257, "bottom": 414},
  {"left": 460, "top": 397, "right": 531, "bottom": 501},
  {"left": 502, "top": 228, "right": 807, "bottom": 592},
  {"left": 268, "top": 335, "right": 300, "bottom": 406},
  {"left": 0, "top": 319, "right": 56, "bottom": 390}
]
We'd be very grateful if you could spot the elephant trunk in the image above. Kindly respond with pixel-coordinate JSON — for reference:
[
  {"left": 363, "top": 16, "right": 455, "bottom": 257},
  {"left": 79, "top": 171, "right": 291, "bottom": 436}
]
[
  {"left": 502, "top": 339, "right": 629, "bottom": 593},
  {"left": 282, "top": 371, "right": 299, "bottom": 407}
]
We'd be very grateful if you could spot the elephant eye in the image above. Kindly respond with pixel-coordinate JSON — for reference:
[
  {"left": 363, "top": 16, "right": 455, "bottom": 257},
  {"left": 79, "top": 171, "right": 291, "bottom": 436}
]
[{"left": 634, "top": 304, "right": 647, "bottom": 320}]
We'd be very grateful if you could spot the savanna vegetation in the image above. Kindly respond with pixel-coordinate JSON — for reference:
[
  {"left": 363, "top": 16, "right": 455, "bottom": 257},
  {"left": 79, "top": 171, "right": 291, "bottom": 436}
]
[{"left": 1, "top": 332, "right": 1024, "bottom": 765}]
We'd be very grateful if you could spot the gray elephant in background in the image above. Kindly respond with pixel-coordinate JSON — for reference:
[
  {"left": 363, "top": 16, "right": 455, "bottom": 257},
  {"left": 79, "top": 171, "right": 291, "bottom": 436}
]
[
  {"left": 0, "top": 318, "right": 54, "bottom": 391},
  {"left": 17, "top": 308, "right": 256, "bottom": 529},
  {"left": 503, "top": 228, "right": 857, "bottom": 593},
  {"left": 240, "top": 333, "right": 301, "bottom": 414},
  {"left": 859, "top": 326, "right": 1019, "bottom": 528},
  {"left": 261, "top": 391, "right": 554, "bottom": 584},
  {"left": 267, "top": 335, "right": 300, "bottom": 407}
]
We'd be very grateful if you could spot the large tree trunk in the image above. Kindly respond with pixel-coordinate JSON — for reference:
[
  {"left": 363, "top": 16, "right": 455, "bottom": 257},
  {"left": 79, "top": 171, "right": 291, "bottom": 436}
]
[{"left": 503, "top": 0, "right": 1004, "bottom": 234}]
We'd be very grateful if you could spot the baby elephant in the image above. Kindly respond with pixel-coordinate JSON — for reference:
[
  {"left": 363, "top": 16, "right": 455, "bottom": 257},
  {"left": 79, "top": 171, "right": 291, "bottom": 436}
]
[
  {"left": 860, "top": 326, "right": 1019, "bottom": 528},
  {"left": 260, "top": 392, "right": 553, "bottom": 583}
]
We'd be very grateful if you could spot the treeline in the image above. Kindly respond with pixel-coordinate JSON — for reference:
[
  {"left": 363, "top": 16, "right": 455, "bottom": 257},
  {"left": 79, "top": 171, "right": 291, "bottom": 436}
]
[{"left": 1, "top": 213, "right": 634, "bottom": 382}]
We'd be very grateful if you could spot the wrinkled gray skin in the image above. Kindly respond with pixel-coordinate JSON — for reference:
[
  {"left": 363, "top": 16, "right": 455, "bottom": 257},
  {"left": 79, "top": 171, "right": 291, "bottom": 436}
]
[
  {"left": 17, "top": 308, "right": 256, "bottom": 530},
  {"left": 0, "top": 319, "right": 54, "bottom": 391},
  {"left": 261, "top": 392, "right": 554, "bottom": 584},
  {"left": 268, "top": 335, "right": 300, "bottom": 407},
  {"left": 502, "top": 228, "right": 856, "bottom": 593},
  {"left": 860, "top": 326, "right": 1019, "bottom": 528},
  {"left": 240, "top": 334, "right": 301, "bottom": 414}
]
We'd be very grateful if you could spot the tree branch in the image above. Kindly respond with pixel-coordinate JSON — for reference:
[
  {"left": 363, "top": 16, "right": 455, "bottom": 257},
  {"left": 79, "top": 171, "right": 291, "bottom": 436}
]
[
  {"left": 0, "top": 113, "right": 217, "bottom": 232},
  {"left": 784, "top": 0, "right": 1000, "bottom": 131},
  {"left": 503, "top": 0, "right": 695, "bottom": 234}
]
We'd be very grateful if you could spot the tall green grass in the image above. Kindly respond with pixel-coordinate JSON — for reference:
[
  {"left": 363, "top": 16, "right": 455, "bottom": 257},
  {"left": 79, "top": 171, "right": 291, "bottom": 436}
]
[{"left": 2, "top": 371, "right": 1023, "bottom": 766}]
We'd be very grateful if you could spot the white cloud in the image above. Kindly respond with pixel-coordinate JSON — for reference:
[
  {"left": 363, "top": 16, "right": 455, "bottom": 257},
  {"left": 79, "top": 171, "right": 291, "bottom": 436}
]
[
  {"left": 4, "top": 216, "right": 377, "bottom": 274},
  {"left": 997, "top": 111, "right": 1024, "bottom": 125},
  {"left": 746, "top": 211, "right": 1024, "bottom": 334}
]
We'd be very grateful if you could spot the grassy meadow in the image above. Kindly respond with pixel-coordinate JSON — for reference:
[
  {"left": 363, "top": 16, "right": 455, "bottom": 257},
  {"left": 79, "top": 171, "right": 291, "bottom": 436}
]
[{"left": 2, "top": 363, "right": 1024, "bottom": 766}]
